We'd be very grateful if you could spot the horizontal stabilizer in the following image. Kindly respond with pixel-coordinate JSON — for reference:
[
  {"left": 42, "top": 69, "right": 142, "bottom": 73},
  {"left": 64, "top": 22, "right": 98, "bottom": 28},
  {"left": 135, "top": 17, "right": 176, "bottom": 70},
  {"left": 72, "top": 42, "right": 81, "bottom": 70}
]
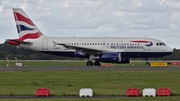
[{"left": 7, "top": 39, "right": 32, "bottom": 45}]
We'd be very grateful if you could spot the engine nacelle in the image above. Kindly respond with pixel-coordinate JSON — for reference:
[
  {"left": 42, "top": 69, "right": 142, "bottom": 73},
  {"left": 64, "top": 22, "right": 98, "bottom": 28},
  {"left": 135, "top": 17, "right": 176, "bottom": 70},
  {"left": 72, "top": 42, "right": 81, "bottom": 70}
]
[{"left": 98, "top": 52, "right": 130, "bottom": 63}]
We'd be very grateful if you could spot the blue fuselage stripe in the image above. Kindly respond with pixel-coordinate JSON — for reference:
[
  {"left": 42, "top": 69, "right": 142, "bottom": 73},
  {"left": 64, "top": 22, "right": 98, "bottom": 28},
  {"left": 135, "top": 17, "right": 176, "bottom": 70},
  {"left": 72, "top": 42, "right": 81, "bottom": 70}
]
[{"left": 39, "top": 51, "right": 172, "bottom": 58}]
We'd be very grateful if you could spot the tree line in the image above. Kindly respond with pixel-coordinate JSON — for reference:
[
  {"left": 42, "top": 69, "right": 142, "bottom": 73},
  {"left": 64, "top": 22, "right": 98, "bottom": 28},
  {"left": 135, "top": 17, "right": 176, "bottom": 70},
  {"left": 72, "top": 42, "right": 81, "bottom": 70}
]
[
  {"left": 0, "top": 42, "right": 76, "bottom": 60},
  {"left": 0, "top": 42, "right": 179, "bottom": 60}
]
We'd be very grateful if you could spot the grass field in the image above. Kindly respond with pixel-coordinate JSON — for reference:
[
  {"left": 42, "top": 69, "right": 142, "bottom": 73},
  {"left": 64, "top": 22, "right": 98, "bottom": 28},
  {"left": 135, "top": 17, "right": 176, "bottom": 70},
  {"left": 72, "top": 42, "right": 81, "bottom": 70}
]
[
  {"left": 0, "top": 70, "right": 180, "bottom": 100},
  {"left": 0, "top": 61, "right": 179, "bottom": 100},
  {"left": 1, "top": 97, "right": 180, "bottom": 101}
]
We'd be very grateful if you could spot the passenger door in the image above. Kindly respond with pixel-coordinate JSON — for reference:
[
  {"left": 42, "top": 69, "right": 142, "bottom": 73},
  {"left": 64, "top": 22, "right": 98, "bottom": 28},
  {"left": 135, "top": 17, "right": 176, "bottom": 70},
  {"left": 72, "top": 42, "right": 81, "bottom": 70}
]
[{"left": 42, "top": 38, "right": 48, "bottom": 50}]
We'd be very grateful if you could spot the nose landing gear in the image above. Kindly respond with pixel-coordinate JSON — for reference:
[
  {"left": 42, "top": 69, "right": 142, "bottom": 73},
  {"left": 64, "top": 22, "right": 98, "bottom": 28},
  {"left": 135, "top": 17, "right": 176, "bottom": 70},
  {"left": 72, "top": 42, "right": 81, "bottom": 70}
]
[{"left": 145, "top": 58, "right": 150, "bottom": 66}]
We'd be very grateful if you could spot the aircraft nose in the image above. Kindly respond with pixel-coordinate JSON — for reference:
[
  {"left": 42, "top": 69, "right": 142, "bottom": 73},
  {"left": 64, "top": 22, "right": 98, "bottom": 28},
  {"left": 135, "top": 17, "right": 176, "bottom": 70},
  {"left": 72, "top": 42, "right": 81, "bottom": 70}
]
[
  {"left": 169, "top": 47, "right": 173, "bottom": 52},
  {"left": 166, "top": 46, "right": 173, "bottom": 54}
]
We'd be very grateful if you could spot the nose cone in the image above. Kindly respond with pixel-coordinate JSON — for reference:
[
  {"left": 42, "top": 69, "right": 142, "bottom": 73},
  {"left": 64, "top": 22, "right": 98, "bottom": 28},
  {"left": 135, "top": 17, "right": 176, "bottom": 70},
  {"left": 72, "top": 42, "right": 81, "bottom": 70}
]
[{"left": 165, "top": 46, "right": 173, "bottom": 55}]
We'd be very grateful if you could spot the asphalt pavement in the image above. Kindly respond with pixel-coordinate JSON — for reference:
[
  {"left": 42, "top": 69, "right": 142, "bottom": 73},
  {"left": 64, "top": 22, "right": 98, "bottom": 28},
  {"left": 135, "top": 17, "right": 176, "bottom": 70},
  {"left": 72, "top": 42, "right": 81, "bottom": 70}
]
[{"left": 0, "top": 66, "right": 180, "bottom": 71}]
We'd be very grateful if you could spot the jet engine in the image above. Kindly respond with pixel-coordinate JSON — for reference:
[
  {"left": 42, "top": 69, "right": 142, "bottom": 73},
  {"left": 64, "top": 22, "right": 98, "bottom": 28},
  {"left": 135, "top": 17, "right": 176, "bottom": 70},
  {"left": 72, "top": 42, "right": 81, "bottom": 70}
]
[{"left": 98, "top": 52, "right": 130, "bottom": 63}]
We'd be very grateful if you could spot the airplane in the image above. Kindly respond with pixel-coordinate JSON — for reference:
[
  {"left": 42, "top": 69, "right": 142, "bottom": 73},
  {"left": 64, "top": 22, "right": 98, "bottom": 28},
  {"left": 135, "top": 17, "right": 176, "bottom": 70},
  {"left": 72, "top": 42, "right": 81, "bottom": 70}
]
[{"left": 7, "top": 8, "right": 173, "bottom": 66}]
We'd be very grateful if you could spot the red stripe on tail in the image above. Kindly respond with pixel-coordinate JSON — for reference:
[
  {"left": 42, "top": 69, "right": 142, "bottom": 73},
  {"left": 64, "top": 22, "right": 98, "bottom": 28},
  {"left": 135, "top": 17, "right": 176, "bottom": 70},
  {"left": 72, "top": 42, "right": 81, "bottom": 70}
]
[
  {"left": 19, "top": 32, "right": 42, "bottom": 40},
  {"left": 14, "top": 12, "right": 35, "bottom": 26}
]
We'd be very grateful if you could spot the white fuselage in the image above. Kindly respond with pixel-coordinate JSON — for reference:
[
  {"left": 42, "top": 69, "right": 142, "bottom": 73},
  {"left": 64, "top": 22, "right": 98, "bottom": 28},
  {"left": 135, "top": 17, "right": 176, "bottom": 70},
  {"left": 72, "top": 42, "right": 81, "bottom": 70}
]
[{"left": 21, "top": 35, "right": 173, "bottom": 58}]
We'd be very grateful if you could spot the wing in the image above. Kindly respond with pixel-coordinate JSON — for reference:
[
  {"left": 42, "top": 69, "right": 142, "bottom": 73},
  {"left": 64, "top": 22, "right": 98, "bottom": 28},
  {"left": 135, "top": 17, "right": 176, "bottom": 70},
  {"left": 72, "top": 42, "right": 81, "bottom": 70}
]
[{"left": 53, "top": 41, "right": 108, "bottom": 55}]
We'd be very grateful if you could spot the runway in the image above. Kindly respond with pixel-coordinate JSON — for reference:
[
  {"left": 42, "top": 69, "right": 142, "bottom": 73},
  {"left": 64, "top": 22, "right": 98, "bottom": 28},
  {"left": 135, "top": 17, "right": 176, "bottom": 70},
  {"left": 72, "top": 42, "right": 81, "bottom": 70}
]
[{"left": 0, "top": 66, "right": 180, "bottom": 71}]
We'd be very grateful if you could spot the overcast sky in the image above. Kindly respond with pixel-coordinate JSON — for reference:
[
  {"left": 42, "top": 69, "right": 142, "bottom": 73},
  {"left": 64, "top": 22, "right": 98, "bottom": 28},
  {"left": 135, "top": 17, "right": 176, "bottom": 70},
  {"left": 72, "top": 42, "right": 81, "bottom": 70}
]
[{"left": 0, "top": 0, "right": 180, "bottom": 48}]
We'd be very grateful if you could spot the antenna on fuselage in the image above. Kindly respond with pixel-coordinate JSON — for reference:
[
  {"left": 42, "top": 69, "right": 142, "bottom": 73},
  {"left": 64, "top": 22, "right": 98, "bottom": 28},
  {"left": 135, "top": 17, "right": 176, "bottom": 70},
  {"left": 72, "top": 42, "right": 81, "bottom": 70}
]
[
  {"left": 145, "top": 35, "right": 151, "bottom": 46},
  {"left": 145, "top": 35, "right": 147, "bottom": 43}
]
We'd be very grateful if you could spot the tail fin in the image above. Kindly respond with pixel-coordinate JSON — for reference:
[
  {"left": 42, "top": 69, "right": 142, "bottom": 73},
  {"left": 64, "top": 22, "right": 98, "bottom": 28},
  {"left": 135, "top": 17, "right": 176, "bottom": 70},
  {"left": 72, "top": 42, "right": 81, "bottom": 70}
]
[{"left": 13, "top": 8, "right": 42, "bottom": 39}]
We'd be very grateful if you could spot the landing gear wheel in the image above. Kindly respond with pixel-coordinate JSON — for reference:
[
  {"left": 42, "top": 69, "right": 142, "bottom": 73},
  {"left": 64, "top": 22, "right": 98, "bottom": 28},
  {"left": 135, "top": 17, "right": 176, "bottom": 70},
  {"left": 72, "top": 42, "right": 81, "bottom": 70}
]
[
  {"left": 94, "top": 61, "right": 101, "bottom": 66},
  {"left": 145, "top": 58, "right": 150, "bottom": 66},
  {"left": 145, "top": 63, "right": 150, "bottom": 66},
  {"left": 86, "top": 61, "right": 93, "bottom": 66}
]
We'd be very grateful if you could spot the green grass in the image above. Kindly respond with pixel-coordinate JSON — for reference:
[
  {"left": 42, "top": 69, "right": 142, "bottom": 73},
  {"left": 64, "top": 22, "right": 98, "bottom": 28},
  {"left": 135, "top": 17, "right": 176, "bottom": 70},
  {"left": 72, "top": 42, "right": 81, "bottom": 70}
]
[
  {"left": 0, "top": 61, "right": 179, "bottom": 100},
  {"left": 1, "top": 97, "right": 180, "bottom": 101},
  {"left": 0, "top": 70, "right": 179, "bottom": 96},
  {"left": 0, "top": 70, "right": 180, "bottom": 100}
]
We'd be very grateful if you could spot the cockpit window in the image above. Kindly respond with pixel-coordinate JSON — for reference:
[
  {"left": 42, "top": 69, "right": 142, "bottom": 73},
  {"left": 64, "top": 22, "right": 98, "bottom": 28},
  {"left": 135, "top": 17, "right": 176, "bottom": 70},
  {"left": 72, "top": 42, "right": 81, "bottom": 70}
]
[
  {"left": 162, "top": 43, "right": 166, "bottom": 45},
  {"left": 156, "top": 42, "right": 166, "bottom": 46}
]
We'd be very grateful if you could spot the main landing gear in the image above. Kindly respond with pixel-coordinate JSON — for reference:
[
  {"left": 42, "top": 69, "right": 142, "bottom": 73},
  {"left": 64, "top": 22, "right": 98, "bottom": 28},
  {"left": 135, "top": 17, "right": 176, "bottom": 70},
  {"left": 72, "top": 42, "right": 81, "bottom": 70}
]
[
  {"left": 86, "top": 55, "right": 101, "bottom": 66},
  {"left": 86, "top": 60, "right": 101, "bottom": 66},
  {"left": 86, "top": 61, "right": 93, "bottom": 66}
]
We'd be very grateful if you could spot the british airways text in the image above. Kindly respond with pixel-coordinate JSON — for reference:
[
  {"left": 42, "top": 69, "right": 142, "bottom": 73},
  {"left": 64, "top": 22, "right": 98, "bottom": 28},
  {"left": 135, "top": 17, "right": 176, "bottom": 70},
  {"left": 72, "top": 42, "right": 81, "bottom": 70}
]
[{"left": 110, "top": 45, "right": 144, "bottom": 49}]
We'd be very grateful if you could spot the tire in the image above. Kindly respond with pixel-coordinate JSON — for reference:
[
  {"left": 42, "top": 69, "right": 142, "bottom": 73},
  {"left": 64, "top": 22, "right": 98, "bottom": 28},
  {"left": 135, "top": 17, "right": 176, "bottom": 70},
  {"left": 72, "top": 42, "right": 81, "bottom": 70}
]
[
  {"left": 94, "top": 61, "right": 101, "bottom": 66},
  {"left": 145, "top": 63, "right": 150, "bottom": 66},
  {"left": 86, "top": 61, "right": 93, "bottom": 66}
]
